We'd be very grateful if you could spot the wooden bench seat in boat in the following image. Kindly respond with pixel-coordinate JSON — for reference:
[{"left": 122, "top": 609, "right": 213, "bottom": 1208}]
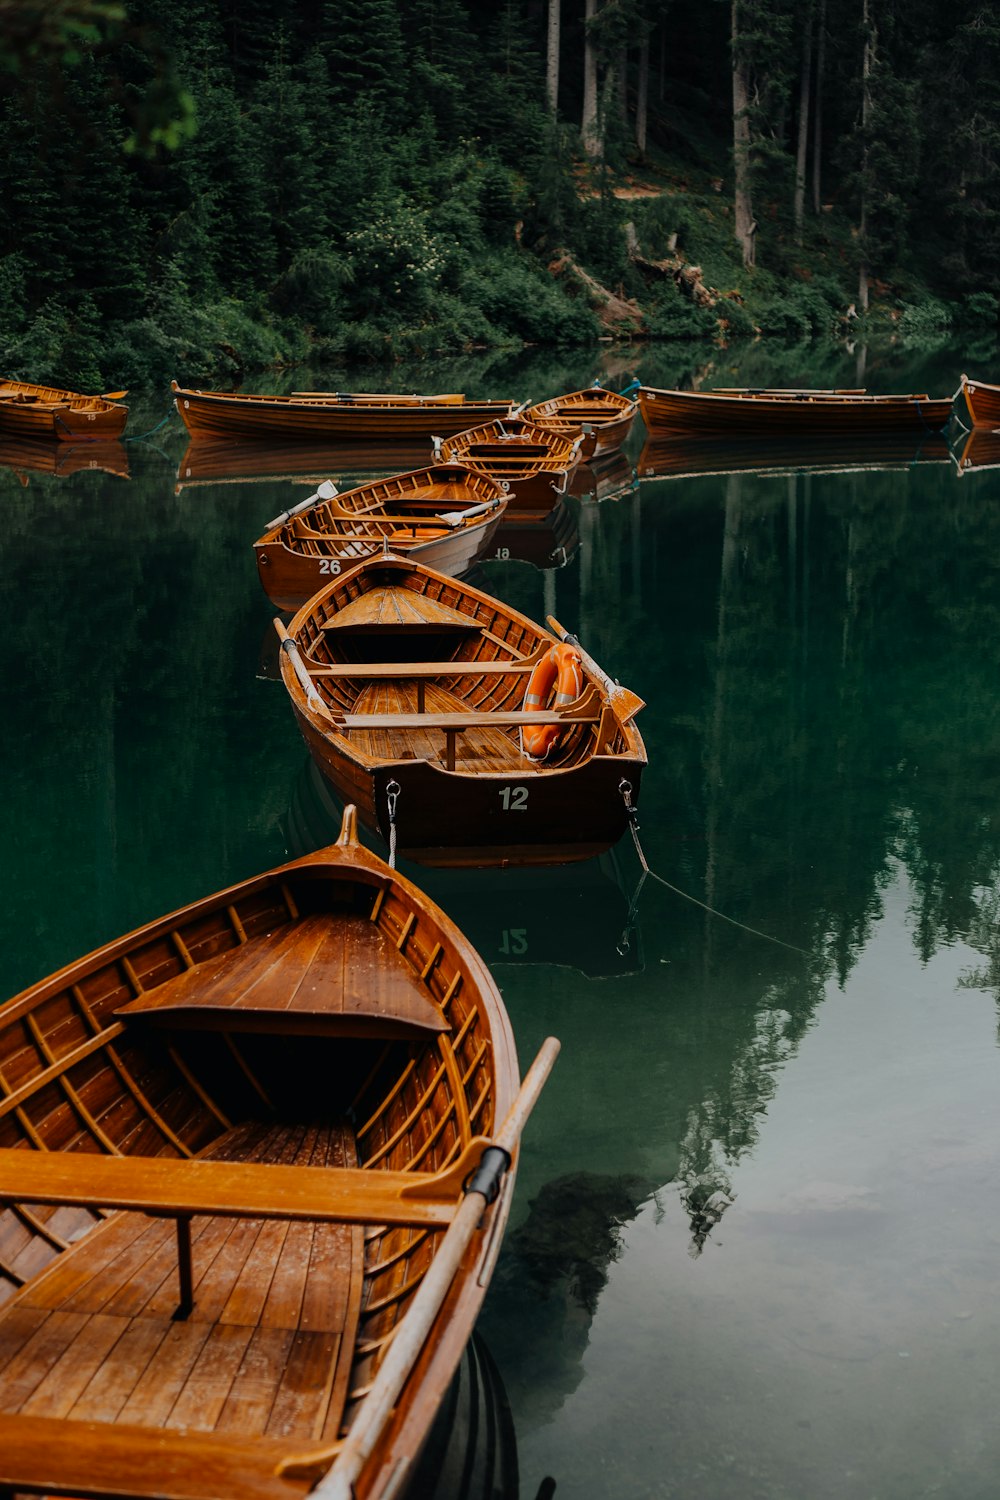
[
  {"left": 304, "top": 658, "right": 541, "bottom": 678},
  {"left": 0, "top": 1136, "right": 488, "bottom": 1323},
  {"left": 0, "top": 1411, "right": 316, "bottom": 1499}
]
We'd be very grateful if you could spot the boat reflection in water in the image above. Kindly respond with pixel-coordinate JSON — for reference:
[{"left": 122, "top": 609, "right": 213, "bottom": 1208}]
[
  {"left": 285, "top": 758, "right": 643, "bottom": 979},
  {"left": 637, "top": 430, "right": 952, "bottom": 482},
  {"left": 0, "top": 435, "right": 130, "bottom": 481},
  {"left": 567, "top": 448, "right": 638, "bottom": 503},
  {"left": 410, "top": 1333, "right": 523, "bottom": 1500},
  {"left": 952, "top": 425, "right": 1000, "bottom": 475},
  {"left": 482, "top": 494, "right": 580, "bottom": 572},
  {"left": 175, "top": 436, "right": 436, "bottom": 494}
]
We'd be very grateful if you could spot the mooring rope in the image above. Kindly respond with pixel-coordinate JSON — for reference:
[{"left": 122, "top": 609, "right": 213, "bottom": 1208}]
[
  {"left": 124, "top": 409, "right": 177, "bottom": 443},
  {"left": 385, "top": 780, "right": 401, "bottom": 869},
  {"left": 618, "top": 780, "right": 811, "bottom": 957}
]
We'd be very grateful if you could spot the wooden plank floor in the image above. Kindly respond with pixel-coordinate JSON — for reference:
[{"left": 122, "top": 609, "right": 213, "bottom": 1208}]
[
  {"left": 349, "top": 680, "right": 521, "bottom": 770},
  {"left": 0, "top": 1121, "right": 363, "bottom": 1446}
]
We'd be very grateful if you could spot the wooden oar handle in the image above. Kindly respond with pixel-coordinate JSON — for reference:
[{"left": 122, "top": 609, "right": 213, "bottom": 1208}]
[{"left": 495, "top": 1037, "right": 560, "bottom": 1155}]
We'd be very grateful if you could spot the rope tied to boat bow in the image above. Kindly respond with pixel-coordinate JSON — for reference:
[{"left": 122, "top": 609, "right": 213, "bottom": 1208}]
[{"left": 385, "top": 779, "right": 401, "bottom": 868}]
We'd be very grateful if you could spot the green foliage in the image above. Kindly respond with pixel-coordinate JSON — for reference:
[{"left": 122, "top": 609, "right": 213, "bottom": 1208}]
[{"left": 644, "top": 282, "right": 718, "bottom": 340}]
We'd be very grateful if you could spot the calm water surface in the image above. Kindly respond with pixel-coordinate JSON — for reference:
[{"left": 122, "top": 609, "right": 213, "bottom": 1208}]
[{"left": 2, "top": 340, "right": 1000, "bottom": 1498}]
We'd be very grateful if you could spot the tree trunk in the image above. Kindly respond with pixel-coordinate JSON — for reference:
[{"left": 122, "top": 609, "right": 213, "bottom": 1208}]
[
  {"left": 793, "top": 1, "right": 813, "bottom": 240},
  {"left": 582, "top": 0, "right": 601, "bottom": 158},
  {"left": 858, "top": 0, "right": 875, "bottom": 311},
  {"left": 635, "top": 35, "right": 649, "bottom": 154},
  {"left": 811, "top": 0, "right": 826, "bottom": 213},
  {"left": 546, "top": 0, "right": 560, "bottom": 115},
  {"left": 732, "top": 3, "right": 756, "bottom": 267}
]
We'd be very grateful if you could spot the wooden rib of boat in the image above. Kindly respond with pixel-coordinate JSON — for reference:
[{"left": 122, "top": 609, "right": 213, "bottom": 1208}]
[
  {"left": 436, "top": 418, "right": 583, "bottom": 513},
  {"left": 175, "top": 439, "right": 432, "bottom": 493},
  {"left": 637, "top": 384, "right": 954, "bottom": 436},
  {"left": 171, "top": 383, "right": 520, "bottom": 442},
  {"left": 0, "top": 379, "right": 128, "bottom": 441},
  {"left": 0, "top": 805, "right": 558, "bottom": 1500},
  {"left": 0, "top": 435, "right": 130, "bottom": 480},
  {"left": 524, "top": 386, "right": 638, "bottom": 459},
  {"left": 274, "top": 554, "right": 646, "bottom": 868},
  {"left": 637, "top": 431, "right": 952, "bottom": 482},
  {"left": 958, "top": 373, "right": 1000, "bottom": 430},
  {"left": 254, "top": 467, "right": 508, "bottom": 611}
]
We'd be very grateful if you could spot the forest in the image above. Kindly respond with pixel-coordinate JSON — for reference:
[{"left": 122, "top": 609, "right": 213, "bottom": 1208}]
[{"left": 2, "top": 0, "right": 999, "bottom": 386}]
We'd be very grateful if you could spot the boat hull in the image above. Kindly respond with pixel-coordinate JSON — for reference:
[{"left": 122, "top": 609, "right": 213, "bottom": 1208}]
[
  {"left": 637, "top": 385, "right": 954, "bottom": 436},
  {"left": 0, "top": 379, "right": 128, "bottom": 440},
  {"left": 959, "top": 374, "right": 1000, "bottom": 429},
  {"left": 290, "top": 705, "right": 644, "bottom": 866},
  {"left": 172, "top": 384, "right": 518, "bottom": 440},
  {"left": 256, "top": 513, "right": 503, "bottom": 611}
]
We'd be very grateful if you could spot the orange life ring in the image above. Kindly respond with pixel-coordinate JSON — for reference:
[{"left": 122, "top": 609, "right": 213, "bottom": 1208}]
[{"left": 521, "top": 643, "right": 583, "bottom": 760}]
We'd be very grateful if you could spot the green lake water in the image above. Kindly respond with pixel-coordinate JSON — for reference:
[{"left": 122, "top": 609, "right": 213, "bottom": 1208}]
[{"left": 3, "top": 337, "right": 1000, "bottom": 1498}]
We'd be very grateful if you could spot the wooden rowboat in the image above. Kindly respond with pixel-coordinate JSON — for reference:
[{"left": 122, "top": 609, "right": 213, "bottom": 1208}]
[
  {"left": 637, "top": 384, "right": 954, "bottom": 436},
  {"left": 0, "top": 805, "right": 558, "bottom": 1500},
  {"left": 0, "top": 378, "right": 128, "bottom": 441},
  {"left": 171, "top": 383, "right": 520, "bottom": 442},
  {"left": 435, "top": 418, "right": 583, "bottom": 514},
  {"left": 957, "top": 373, "right": 1000, "bottom": 430},
  {"left": 254, "top": 467, "right": 508, "bottom": 611},
  {"left": 524, "top": 386, "right": 638, "bottom": 459},
  {"left": 274, "top": 554, "right": 646, "bottom": 867}
]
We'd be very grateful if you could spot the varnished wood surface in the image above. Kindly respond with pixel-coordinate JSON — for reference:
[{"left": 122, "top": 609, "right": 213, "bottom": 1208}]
[
  {"left": 0, "top": 815, "right": 521, "bottom": 1497},
  {"left": 438, "top": 418, "right": 582, "bottom": 511},
  {"left": 958, "top": 373, "right": 1000, "bottom": 429},
  {"left": 637, "top": 384, "right": 954, "bottom": 436},
  {"left": 0, "top": 380, "right": 128, "bottom": 441},
  {"left": 171, "top": 383, "right": 518, "bottom": 441},
  {"left": 525, "top": 387, "right": 638, "bottom": 458},
  {"left": 278, "top": 554, "right": 647, "bottom": 866},
  {"left": 254, "top": 467, "right": 508, "bottom": 610}
]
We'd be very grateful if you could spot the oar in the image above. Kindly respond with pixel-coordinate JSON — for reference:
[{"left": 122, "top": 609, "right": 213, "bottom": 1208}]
[
  {"left": 546, "top": 613, "right": 645, "bottom": 723},
  {"left": 101, "top": 389, "right": 129, "bottom": 401},
  {"left": 283, "top": 1036, "right": 561, "bottom": 1497},
  {"left": 272, "top": 619, "right": 343, "bottom": 727},
  {"left": 435, "top": 498, "right": 504, "bottom": 528},
  {"left": 265, "top": 479, "right": 339, "bottom": 531}
]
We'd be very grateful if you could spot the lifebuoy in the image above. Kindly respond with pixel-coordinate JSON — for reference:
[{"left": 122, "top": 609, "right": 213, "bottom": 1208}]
[{"left": 521, "top": 643, "right": 583, "bottom": 760}]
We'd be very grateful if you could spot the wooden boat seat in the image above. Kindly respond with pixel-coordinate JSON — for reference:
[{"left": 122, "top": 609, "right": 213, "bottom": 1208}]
[
  {"left": 306, "top": 659, "right": 539, "bottom": 678},
  {"left": 113, "top": 912, "right": 450, "bottom": 1038},
  {"left": 0, "top": 1411, "right": 315, "bottom": 1499},
  {"left": 0, "top": 1121, "right": 373, "bottom": 1488},
  {"left": 0, "top": 1137, "right": 485, "bottom": 1231}
]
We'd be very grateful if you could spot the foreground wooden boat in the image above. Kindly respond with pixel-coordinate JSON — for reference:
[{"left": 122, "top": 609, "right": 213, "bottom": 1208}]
[
  {"left": 275, "top": 554, "right": 646, "bottom": 867},
  {"left": 0, "top": 378, "right": 128, "bottom": 441},
  {"left": 171, "top": 383, "right": 520, "bottom": 442},
  {"left": 637, "top": 384, "right": 954, "bottom": 436},
  {"left": 958, "top": 373, "right": 1000, "bottom": 429},
  {"left": 435, "top": 418, "right": 583, "bottom": 514},
  {"left": 637, "top": 431, "right": 952, "bottom": 482},
  {"left": 524, "top": 386, "right": 638, "bottom": 459},
  {"left": 254, "top": 467, "right": 508, "bottom": 610},
  {"left": 0, "top": 807, "right": 557, "bottom": 1499}
]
